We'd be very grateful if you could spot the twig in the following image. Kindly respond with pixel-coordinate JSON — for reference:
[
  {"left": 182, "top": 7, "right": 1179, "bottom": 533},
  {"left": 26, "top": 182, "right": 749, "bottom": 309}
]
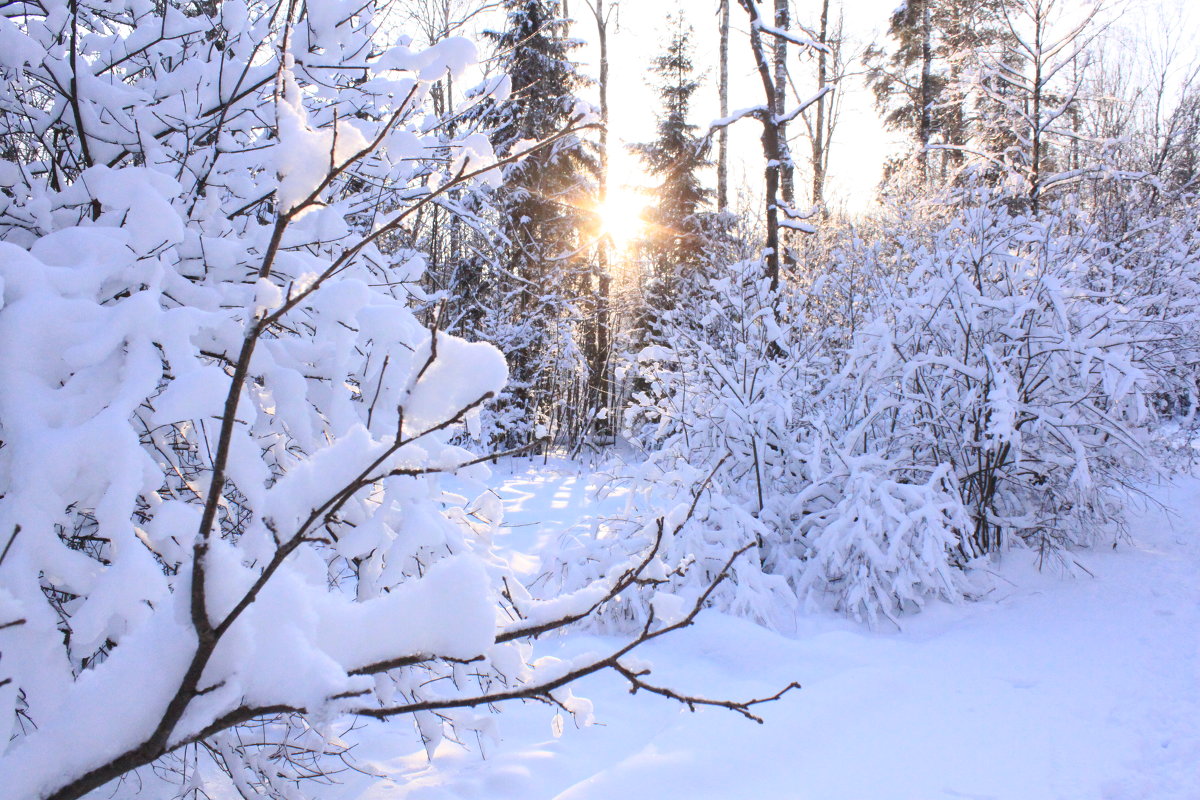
[{"left": 0, "top": 525, "right": 19, "bottom": 567}]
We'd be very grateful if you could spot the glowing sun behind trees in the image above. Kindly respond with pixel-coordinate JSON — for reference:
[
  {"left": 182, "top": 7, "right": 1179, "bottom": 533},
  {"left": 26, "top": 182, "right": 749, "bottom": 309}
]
[{"left": 597, "top": 185, "right": 649, "bottom": 248}]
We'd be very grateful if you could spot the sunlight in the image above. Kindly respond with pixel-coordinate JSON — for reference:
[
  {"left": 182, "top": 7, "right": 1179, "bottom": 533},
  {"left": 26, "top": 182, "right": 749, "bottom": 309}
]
[{"left": 598, "top": 186, "right": 648, "bottom": 247}]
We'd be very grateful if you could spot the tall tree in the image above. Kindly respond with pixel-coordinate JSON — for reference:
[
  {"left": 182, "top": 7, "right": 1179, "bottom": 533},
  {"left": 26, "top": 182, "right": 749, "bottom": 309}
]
[
  {"left": 401, "top": 0, "right": 503, "bottom": 329},
  {"left": 730, "top": 0, "right": 829, "bottom": 292},
  {"left": 867, "top": 0, "right": 1009, "bottom": 188},
  {"left": 773, "top": 0, "right": 795, "bottom": 207},
  {"left": 483, "top": 0, "right": 597, "bottom": 447},
  {"left": 718, "top": 0, "right": 731, "bottom": 212},
  {"left": 868, "top": 0, "right": 938, "bottom": 185},
  {"left": 631, "top": 16, "right": 711, "bottom": 343},
  {"left": 969, "top": 0, "right": 1106, "bottom": 213},
  {"left": 800, "top": 0, "right": 845, "bottom": 209},
  {"left": 737, "top": 0, "right": 785, "bottom": 291},
  {"left": 581, "top": 0, "right": 617, "bottom": 434}
]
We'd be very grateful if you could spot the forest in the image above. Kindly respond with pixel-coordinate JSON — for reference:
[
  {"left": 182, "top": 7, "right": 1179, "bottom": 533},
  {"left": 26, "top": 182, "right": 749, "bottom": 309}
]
[{"left": 1, "top": 0, "right": 1198, "bottom": 798}]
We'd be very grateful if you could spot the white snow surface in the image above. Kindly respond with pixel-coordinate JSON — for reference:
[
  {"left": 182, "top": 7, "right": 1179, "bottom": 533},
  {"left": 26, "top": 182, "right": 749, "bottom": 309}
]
[{"left": 108, "top": 460, "right": 1200, "bottom": 800}]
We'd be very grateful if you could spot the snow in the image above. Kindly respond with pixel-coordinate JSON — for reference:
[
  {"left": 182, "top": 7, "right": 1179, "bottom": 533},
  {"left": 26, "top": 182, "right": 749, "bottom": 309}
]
[
  {"left": 79, "top": 166, "right": 184, "bottom": 255},
  {"left": 318, "top": 554, "right": 496, "bottom": 669},
  {"left": 402, "top": 334, "right": 507, "bottom": 435},
  {"left": 300, "top": 463, "right": 1199, "bottom": 800},
  {"left": 451, "top": 133, "right": 503, "bottom": 186},
  {"left": 2, "top": 4, "right": 1198, "bottom": 796},
  {"left": 0, "top": 16, "right": 44, "bottom": 68},
  {"left": 751, "top": 20, "right": 829, "bottom": 53},
  {"left": 1, "top": 599, "right": 198, "bottom": 800},
  {"left": 706, "top": 105, "right": 769, "bottom": 134},
  {"left": 275, "top": 64, "right": 371, "bottom": 214},
  {"left": 375, "top": 37, "right": 478, "bottom": 80}
]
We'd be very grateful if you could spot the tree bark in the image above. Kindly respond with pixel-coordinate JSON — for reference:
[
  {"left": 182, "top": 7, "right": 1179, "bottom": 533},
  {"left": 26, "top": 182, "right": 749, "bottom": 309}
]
[
  {"left": 811, "top": 0, "right": 829, "bottom": 209},
  {"left": 739, "top": 0, "right": 783, "bottom": 293},
  {"left": 585, "top": 0, "right": 612, "bottom": 428},
  {"left": 772, "top": 0, "right": 796, "bottom": 270},
  {"left": 919, "top": 0, "right": 933, "bottom": 185},
  {"left": 774, "top": 0, "right": 793, "bottom": 208},
  {"left": 718, "top": 0, "right": 730, "bottom": 212}
]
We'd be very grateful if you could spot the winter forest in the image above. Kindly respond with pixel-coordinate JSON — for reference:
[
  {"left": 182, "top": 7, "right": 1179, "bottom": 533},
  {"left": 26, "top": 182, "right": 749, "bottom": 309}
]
[{"left": 1, "top": 0, "right": 1199, "bottom": 797}]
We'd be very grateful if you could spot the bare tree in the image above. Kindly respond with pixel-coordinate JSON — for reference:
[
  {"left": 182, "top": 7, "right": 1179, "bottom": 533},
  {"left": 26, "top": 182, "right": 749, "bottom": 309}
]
[
  {"left": 718, "top": 0, "right": 830, "bottom": 291},
  {"left": 718, "top": 0, "right": 731, "bottom": 211},
  {"left": 970, "top": 0, "right": 1108, "bottom": 212},
  {"left": 798, "top": 0, "right": 847, "bottom": 210}
]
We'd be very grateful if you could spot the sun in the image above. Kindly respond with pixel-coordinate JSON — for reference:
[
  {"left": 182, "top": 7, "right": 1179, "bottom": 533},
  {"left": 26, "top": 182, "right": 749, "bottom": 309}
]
[{"left": 597, "top": 186, "right": 647, "bottom": 247}]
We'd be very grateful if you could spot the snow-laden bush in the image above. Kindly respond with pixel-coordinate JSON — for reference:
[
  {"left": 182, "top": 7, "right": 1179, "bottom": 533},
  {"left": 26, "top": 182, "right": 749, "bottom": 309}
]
[
  {"left": 0, "top": 5, "right": 796, "bottom": 800},
  {"left": 546, "top": 454, "right": 795, "bottom": 633},
  {"left": 628, "top": 192, "right": 1194, "bottom": 624},
  {"left": 852, "top": 199, "right": 1163, "bottom": 555},
  {"left": 627, "top": 258, "right": 813, "bottom": 505},
  {"left": 616, "top": 259, "right": 809, "bottom": 623},
  {"left": 766, "top": 453, "right": 973, "bottom": 626}
]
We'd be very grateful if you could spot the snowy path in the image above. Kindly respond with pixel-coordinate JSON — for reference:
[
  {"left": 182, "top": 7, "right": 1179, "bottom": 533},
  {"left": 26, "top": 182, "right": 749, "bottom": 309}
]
[{"left": 351, "top": 464, "right": 1200, "bottom": 800}]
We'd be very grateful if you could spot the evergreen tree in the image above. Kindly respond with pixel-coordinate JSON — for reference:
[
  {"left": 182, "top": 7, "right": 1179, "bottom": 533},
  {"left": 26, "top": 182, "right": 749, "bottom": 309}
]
[
  {"left": 631, "top": 16, "right": 711, "bottom": 344},
  {"left": 479, "top": 0, "right": 597, "bottom": 448},
  {"left": 866, "top": 0, "right": 1012, "bottom": 188}
]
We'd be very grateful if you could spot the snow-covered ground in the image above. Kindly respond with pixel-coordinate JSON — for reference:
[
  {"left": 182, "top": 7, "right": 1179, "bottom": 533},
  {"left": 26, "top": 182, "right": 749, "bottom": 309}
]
[{"left": 317, "top": 459, "right": 1200, "bottom": 800}]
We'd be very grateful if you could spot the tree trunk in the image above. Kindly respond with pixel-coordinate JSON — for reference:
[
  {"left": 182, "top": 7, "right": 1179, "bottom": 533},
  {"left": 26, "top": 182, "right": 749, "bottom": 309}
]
[
  {"left": 739, "top": 0, "right": 783, "bottom": 293},
  {"left": 1029, "top": 3, "right": 1044, "bottom": 215},
  {"left": 718, "top": 0, "right": 730, "bottom": 212},
  {"left": 774, "top": 0, "right": 793, "bottom": 208},
  {"left": 811, "top": 0, "right": 830, "bottom": 209},
  {"left": 919, "top": 0, "right": 933, "bottom": 185},
  {"left": 587, "top": 0, "right": 612, "bottom": 429},
  {"left": 773, "top": 0, "right": 794, "bottom": 269}
]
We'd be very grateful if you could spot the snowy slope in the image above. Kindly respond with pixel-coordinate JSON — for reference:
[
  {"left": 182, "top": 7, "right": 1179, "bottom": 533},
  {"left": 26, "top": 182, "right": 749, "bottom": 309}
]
[{"left": 327, "top": 463, "right": 1200, "bottom": 800}]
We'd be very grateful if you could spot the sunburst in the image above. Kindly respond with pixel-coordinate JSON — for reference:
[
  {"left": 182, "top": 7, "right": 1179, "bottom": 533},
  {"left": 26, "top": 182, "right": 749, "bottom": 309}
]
[{"left": 597, "top": 186, "right": 647, "bottom": 248}]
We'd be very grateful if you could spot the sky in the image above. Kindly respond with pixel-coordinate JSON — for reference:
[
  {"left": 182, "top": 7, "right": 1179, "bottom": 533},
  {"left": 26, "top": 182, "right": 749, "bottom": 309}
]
[
  {"left": 561, "top": 0, "right": 1200, "bottom": 217},
  {"left": 442, "top": 0, "right": 1200, "bottom": 218},
  {"left": 567, "top": 0, "right": 907, "bottom": 215}
]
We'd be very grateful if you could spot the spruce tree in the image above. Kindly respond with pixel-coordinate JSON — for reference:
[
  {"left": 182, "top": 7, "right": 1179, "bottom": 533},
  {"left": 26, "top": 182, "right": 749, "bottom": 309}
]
[
  {"left": 481, "top": 0, "right": 597, "bottom": 447},
  {"left": 631, "top": 16, "right": 711, "bottom": 344}
]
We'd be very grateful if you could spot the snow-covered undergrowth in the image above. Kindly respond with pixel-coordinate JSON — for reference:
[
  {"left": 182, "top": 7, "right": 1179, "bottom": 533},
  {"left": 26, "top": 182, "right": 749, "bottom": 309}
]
[
  {"left": 542, "top": 455, "right": 796, "bottom": 632},
  {"left": 626, "top": 200, "right": 1199, "bottom": 625},
  {"left": 109, "top": 459, "right": 1200, "bottom": 800},
  {"left": 379, "top": 465, "right": 1200, "bottom": 800}
]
